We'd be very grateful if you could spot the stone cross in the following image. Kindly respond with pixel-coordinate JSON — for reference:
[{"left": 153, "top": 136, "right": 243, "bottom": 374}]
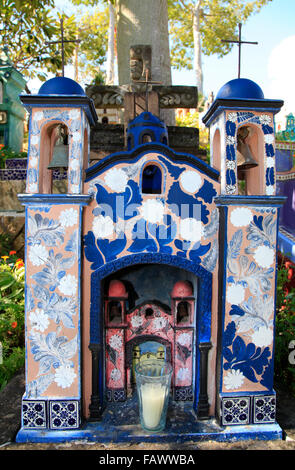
[
  {"left": 222, "top": 23, "right": 258, "bottom": 78},
  {"left": 86, "top": 45, "right": 198, "bottom": 128}
]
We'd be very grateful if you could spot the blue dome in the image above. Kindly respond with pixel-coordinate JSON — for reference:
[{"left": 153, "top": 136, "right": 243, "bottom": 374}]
[
  {"left": 38, "top": 77, "right": 85, "bottom": 96},
  {"left": 127, "top": 112, "right": 169, "bottom": 150},
  {"left": 216, "top": 78, "right": 264, "bottom": 100}
]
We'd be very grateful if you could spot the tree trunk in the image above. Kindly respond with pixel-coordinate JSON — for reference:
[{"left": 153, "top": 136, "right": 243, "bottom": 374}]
[
  {"left": 192, "top": 0, "right": 203, "bottom": 95},
  {"left": 106, "top": 1, "right": 115, "bottom": 85},
  {"left": 116, "top": 0, "right": 174, "bottom": 123},
  {"left": 116, "top": 0, "right": 172, "bottom": 85}
]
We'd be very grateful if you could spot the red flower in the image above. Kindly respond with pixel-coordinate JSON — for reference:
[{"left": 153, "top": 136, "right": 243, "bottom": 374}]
[
  {"left": 9, "top": 250, "right": 16, "bottom": 255},
  {"left": 11, "top": 322, "right": 17, "bottom": 329}
]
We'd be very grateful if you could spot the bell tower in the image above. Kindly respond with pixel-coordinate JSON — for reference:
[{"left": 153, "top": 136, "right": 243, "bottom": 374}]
[
  {"left": 17, "top": 77, "right": 97, "bottom": 433},
  {"left": 202, "top": 78, "right": 283, "bottom": 196},
  {"left": 20, "top": 76, "right": 97, "bottom": 195}
]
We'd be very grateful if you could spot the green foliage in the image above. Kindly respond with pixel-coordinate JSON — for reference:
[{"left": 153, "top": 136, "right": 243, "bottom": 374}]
[
  {"left": 0, "top": 347, "right": 25, "bottom": 392},
  {"left": 0, "top": 146, "right": 27, "bottom": 169},
  {"left": 0, "top": 255, "right": 25, "bottom": 390},
  {"left": 275, "top": 256, "right": 295, "bottom": 397},
  {"left": 0, "top": 0, "right": 108, "bottom": 81},
  {"left": 167, "top": 0, "right": 272, "bottom": 70}
]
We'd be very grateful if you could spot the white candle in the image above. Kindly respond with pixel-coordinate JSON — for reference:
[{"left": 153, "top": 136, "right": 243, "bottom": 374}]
[{"left": 141, "top": 383, "right": 166, "bottom": 429}]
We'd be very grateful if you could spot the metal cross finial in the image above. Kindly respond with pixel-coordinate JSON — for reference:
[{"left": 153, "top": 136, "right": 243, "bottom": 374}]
[
  {"left": 134, "top": 69, "right": 162, "bottom": 112},
  {"left": 45, "top": 18, "right": 81, "bottom": 77},
  {"left": 222, "top": 23, "right": 258, "bottom": 78}
]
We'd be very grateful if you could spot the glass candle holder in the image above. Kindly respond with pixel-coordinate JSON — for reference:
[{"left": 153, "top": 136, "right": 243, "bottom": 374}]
[{"left": 135, "top": 360, "right": 172, "bottom": 433}]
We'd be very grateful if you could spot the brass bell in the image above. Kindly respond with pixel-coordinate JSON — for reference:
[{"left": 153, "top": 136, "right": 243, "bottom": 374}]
[
  {"left": 236, "top": 126, "right": 258, "bottom": 171},
  {"left": 47, "top": 127, "right": 69, "bottom": 170}
]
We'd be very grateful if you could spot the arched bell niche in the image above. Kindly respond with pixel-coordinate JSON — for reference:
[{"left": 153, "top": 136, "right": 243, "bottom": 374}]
[
  {"left": 236, "top": 123, "right": 265, "bottom": 196},
  {"left": 39, "top": 120, "right": 69, "bottom": 194}
]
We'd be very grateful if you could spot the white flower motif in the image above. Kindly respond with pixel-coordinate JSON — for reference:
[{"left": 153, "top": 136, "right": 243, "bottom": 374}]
[
  {"left": 92, "top": 215, "right": 114, "bottom": 239},
  {"left": 251, "top": 326, "right": 273, "bottom": 347},
  {"left": 29, "top": 309, "right": 49, "bottom": 332},
  {"left": 226, "top": 135, "right": 235, "bottom": 145},
  {"left": 253, "top": 245, "right": 275, "bottom": 268},
  {"left": 69, "top": 159, "right": 80, "bottom": 171},
  {"left": 264, "top": 134, "right": 274, "bottom": 145},
  {"left": 230, "top": 207, "right": 253, "bottom": 227},
  {"left": 266, "top": 157, "right": 275, "bottom": 168},
  {"left": 224, "top": 369, "right": 245, "bottom": 390},
  {"left": 259, "top": 114, "right": 272, "bottom": 125},
  {"left": 70, "top": 184, "right": 80, "bottom": 194},
  {"left": 30, "top": 135, "right": 39, "bottom": 146},
  {"left": 30, "top": 156, "right": 38, "bottom": 168},
  {"left": 29, "top": 245, "right": 48, "bottom": 266},
  {"left": 141, "top": 199, "right": 165, "bottom": 224},
  {"left": 69, "top": 109, "right": 80, "bottom": 120},
  {"left": 153, "top": 317, "right": 167, "bottom": 330},
  {"left": 34, "top": 111, "right": 43, "bottom": 121},
  {"left": 58, "top": 274, "right": 78, "bottom": 296},
  {"left": 110, "top": 368, "right": 121, "bottom": 382},
  {"left": 266, "top": 185, "right": 275, "bottom": 196},
  {"left": 54, "top": 365, "right": 77, "bottom": 389},
  {"left": 179, "top": 170, "right": 202, "bottom": 194},
  {"left": 177, "top": 367, "right": 189, "bottom": 381},
  {"left": 131, "top": 315, "right": 144, "bottom": 328},
  {"left": 28, "top": 183, "right": 38, "bottom": 193},
  {"left": 109, "top": 334, "right": 123, "bottom": 350},
  {"left": 105, "top": 167, "right": 128, "bottom": 193},
  {"left": 59, "top": 208, "right": 78, "bottom": 228},
  {"left": 226, "top": 160, "right": 236, "bottom": 170},
  {"left": 228, "top": 112, "right": 237, "bottom": 122},
  {"left": 72, "top": 131, "right": 81, "bottom": 143},
  {"left": 179, "top": 218, "right": 203, "bottom": 242},
  {"left": 226, "top": 184, "right": 236, "bottom": 194},
  {"left": 177, "top": 332, "right": 191, "bottom": 347},
  {"left": 227, "top": 283, "right": 245, "bottom": 305}
]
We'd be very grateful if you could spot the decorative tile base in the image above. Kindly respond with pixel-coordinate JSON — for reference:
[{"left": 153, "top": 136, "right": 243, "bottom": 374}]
[
  {"left": 22, "top": 400, "right": 47, "bottom": 429},
  {"left": 253, "top": 395, "right": 276, "bottom": 424},
  {"left": 106, "top": 388, "right": 126, "bottom": 402},
  {"left": 220, "top": 394, "right": 277, "bottom": 426},
  {"left": 49, "top": 400, "right": 80, "bottom": 430},
  {"left": 174, "top": 386, "right": 193, "bottom": 401},
  {"left": 221, "top": 397, "right": 250, "bottom": 426}
]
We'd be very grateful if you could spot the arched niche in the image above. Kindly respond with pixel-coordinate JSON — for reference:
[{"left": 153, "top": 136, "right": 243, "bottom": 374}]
[
  {"left": 141, "top": 163, "right": 163, "bottom": 194},
  {"left": 39, "top": 121, "right": 69, "bottom": 194},
  {"left": 237, "top": 123, "right": 265, "bottom": 196},
  {"left": 212, "top": 128, "right": 221, "bottom": 172}
]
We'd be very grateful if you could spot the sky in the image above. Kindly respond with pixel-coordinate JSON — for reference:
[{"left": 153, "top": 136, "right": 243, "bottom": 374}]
[
  {"left": 172, "top": 0, "right": 295, "bottom": 128},
  {"left": 29, "top": 0, "right": 295, "bottom": 128}
]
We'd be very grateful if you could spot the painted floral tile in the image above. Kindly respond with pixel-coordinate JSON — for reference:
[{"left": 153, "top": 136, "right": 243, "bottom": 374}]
[
  {"left": 25, "top": 204, "right": 81, "bottom": 398},
  {"left": 222, "top": 205, "right": 278, "bottom": 393},
  {"left": 84, "top": 152, "right": 220, "bottom": 275}
]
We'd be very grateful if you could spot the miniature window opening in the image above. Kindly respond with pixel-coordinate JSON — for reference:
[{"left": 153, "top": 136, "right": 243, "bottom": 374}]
[
  {"left": 0, "top": 81, "right": 3, "bottom": 104},
  {"left": 176, "top": 301, "right": 190, "bottom": 325},
  {"left": 47, "top": 124, "right": 69, "bottom": 194},
  {"left": 145, "top": 308, "right": 154, "bottom": 319},
  {"left": 0, "top": 129, "right": 4, "bottom": 145},
  {"left": 142, "top": 164, "right": 162, "bottom": 194},
  {"left": 236, "top": 126, "right": 258, "bottom": 195},
  {"left": 108, "top": 301, "right": 122, "bottom": 324},
  {"left": 141, "top": 133, "right": 153, "bottom": 144}
]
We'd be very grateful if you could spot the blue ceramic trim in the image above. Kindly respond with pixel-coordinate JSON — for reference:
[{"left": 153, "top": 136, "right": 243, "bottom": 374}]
[
  {"left": 214, "top": 195, "right": 286, "bottom": 207},
  {"left": 278, "top": 230, "right": 295, "bottom": 263},
  {"left": 18, "top": 194, "right": 92, "bottom": 206},
  {"left": 85, "top": 145, "right": 220, "bottom": 183},
  {"left": 15, "top": 421, "right": 282, "bottom": 443}
]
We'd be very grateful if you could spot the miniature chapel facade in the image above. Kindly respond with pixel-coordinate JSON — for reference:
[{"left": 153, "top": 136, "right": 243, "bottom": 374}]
[{"left": 16, "top": 76, "right": 285, "bottom": 442}]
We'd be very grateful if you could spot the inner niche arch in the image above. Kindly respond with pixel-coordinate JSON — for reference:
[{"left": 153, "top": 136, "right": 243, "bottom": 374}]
[{"left": 88, "top": 253, "right": 213, "bottom": 420}]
